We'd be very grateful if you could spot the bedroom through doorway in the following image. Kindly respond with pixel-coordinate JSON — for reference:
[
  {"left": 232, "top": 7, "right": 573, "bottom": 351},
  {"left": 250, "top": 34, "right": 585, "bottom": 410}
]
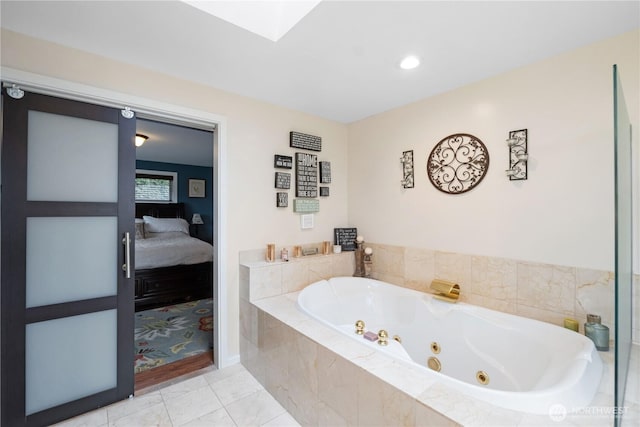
[{"left": 132, "top": 118, "right": 215, "bottom": 391}]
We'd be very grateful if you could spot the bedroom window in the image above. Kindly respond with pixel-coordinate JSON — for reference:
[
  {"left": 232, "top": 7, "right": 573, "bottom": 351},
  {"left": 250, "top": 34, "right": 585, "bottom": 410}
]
[{"left": 135, "top": 170, "right": 178, "bottom": 203}]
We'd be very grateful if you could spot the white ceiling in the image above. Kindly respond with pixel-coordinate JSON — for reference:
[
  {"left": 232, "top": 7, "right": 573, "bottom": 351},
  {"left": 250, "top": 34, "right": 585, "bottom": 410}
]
[{"left": 1, "top": 1, "right": 639, "bottom": 165}]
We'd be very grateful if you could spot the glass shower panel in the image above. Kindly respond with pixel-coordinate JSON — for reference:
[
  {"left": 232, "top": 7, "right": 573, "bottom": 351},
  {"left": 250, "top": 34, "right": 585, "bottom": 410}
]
[
  {"left": 27, "top": 110, "right": 118, "bottom": 202},
  {"left": 25, "top": 310, "right": 117, "bottom": 415},
  {"left": 613, "top": 64, "right": 632, "bottom": 426},
  {"left": 26, "top": 217, "right": 118, "bottom": 308}
]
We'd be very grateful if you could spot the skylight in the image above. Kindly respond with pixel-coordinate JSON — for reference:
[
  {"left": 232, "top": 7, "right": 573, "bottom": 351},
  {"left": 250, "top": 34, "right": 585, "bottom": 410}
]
[{"left": 182, "top": 0, "right": 321, "bottom": 42}]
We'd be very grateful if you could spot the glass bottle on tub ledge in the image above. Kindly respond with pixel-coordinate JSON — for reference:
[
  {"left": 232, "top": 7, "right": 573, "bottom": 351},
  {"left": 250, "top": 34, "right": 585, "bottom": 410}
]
[{"left": 584, "top": 314, "right": 609, "bottom": 351}]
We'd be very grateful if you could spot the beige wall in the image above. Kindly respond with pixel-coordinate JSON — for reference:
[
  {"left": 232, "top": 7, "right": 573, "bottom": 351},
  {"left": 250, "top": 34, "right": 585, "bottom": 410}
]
[
  {"left": 348, "top": 29, "right": 640, "bottom": 273},
  {"left": 0, "top": 29, "right": 350, "bottom": 363},
  {"left": 2, "top": 28, "right": 638, "bottom": 362}
]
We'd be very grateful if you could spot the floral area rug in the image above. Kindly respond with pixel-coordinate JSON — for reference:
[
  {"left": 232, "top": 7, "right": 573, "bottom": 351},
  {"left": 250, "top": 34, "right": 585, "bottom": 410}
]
[{"left": 134, "top": 298, "right": 213, "bottom": 373}]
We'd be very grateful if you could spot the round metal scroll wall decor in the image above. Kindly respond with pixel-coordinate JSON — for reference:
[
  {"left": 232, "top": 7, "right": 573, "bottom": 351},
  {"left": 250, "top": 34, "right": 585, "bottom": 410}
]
[{"left": 427, "top": 133, "right": 490, "bottom": 194}]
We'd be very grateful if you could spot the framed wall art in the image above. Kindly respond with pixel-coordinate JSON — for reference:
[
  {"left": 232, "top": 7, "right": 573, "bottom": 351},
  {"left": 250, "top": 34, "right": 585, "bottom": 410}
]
[
  {"left": 320, "top": 161, "right": 331, "bottom": 183},
  {"left": 275, "top": 172, "right": 291, "bottom": 189},
  {"left": 334, "top": 228, "right": 357, "bottom": 251},
  {"left": 295, "top": 152, "right": 318, "bottom": 198},
  {"left": 276, "top": 192, "right": 288, "bottom": 207},
  {"left": 274, "top": 154, "right": 293, "bottom": 169},
  {"left": 290, "top": 131, "right": 322, "bottom": 152},
  {"left": 188, "top": 178, "right": 206, "bottom": 198},
  {"left": 427, "top": 133, "right": 489, "bottom": 194}
]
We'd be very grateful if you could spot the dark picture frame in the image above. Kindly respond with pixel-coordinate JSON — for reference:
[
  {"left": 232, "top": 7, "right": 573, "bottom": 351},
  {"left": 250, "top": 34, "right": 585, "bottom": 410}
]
[
  {"left": 274, "top": 154, "right": 293, "bottom": 169},
  {"left": 276, "top": 192, "right": 288, "bottom": 207},
  {"left": 275, "top": 172, "right": 291, "bottom": 189}
]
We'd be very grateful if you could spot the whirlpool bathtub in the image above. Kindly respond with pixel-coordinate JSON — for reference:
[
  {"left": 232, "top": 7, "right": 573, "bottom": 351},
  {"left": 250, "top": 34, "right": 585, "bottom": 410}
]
[{"left": 297, "top": 277, "right": 603, "bottom": 414}]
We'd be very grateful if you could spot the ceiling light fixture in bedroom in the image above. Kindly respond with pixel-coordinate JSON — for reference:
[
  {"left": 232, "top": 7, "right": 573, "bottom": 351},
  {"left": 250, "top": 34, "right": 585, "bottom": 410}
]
[
  {"left": 135, "top": 134, "right": 149, "bottom": 147},
  {"left": 400, "top": 55, "right": 420, "bottom": 70}
]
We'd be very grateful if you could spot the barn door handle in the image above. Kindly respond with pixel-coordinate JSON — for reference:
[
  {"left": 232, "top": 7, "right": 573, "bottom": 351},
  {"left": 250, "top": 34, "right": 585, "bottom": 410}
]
[{"left": 122, "top": 232, "right": 131, "bottom": 278}]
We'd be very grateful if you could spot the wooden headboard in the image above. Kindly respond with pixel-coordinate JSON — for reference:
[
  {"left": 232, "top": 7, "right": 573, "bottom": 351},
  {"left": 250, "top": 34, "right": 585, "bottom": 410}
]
[{"left": 136, "top": 203, "right": 185, "bottom": 219}]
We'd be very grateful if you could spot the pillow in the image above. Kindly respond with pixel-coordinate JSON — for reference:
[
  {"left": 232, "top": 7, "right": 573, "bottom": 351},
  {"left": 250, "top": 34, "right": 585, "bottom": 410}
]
[
  {"left": 134, "top": 218, "right": 146, "bottom": 239},
  {"left": 143, "top": 216, "right": 190, "bottom": 235}
]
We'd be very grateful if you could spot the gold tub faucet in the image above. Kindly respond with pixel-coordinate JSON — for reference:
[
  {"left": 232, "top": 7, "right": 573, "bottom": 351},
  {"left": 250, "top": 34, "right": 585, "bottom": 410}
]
[{"left": 430, "top": 279, "right": 460, "bottom": 303}]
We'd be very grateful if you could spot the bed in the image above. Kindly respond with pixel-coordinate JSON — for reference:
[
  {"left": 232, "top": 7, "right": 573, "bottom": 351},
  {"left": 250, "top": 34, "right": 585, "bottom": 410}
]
[{"left": 134, "top": 203, "right": 213, "bottom": 311}]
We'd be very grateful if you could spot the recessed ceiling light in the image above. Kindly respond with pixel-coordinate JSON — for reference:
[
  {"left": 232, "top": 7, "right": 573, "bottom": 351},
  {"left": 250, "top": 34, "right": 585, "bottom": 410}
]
[{"left": 400, "top": 55, "right": 420, "bottom": 70}]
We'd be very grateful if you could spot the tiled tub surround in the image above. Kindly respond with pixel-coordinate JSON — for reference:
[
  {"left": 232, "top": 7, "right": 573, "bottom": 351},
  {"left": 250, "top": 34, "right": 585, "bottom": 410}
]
[
  {"left": 297, "top": 277, "right": 604, "bottom": 415},
  {"left": 239, "top": 248, "right": 639, "bottom": 425},
  {"left": 239, "top": 249, "right": 355, "bottom": 300},
  {"left": 240, "top": 289, "right": 638, "bottom": 425},
  {"left": 240, "top": 243, "right": 639, "bottom": 344},
  {"left": 367, "top": 243, "right": 640, "bottom": 345}
]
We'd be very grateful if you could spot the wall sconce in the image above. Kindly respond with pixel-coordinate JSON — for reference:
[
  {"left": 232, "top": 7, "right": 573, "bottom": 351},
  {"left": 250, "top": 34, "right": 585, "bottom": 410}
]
[
  {"left": 400, "top": 150, "right": 415, "bottom": 188},
  {"left": 135, "top": 133, "right": 149, "bottom": 147},
  {"left": 505, "top": 129, "right": 528, "bottom": 180}
]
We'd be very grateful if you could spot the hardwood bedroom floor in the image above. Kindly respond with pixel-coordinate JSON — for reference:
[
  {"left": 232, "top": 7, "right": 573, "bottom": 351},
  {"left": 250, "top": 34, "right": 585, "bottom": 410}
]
[{"left": 135, "top": 351, "right": 214, "bottom": 392}]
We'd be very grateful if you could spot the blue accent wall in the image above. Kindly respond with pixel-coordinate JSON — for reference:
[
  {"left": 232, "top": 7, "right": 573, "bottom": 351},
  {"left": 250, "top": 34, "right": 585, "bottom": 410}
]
[{"left": 137, "top": 160, "right": 213, "bottom": 243}]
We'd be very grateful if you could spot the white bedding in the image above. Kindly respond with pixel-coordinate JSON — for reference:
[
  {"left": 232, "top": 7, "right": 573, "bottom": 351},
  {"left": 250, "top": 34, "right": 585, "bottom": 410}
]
[{"left": 135, "top": 231, "right": 213, "bottom": 270}]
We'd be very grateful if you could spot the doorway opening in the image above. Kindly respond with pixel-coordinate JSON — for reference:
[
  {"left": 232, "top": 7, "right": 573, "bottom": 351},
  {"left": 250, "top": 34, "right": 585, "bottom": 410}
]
[{"left": 132, "top": 117, "right": 216, "bottom": 391}]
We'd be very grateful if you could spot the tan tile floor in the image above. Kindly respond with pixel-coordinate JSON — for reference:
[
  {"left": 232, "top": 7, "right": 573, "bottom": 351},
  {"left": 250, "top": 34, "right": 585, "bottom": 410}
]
[{"left": 53, "top": 364, "right": 300, "bottom": 427}]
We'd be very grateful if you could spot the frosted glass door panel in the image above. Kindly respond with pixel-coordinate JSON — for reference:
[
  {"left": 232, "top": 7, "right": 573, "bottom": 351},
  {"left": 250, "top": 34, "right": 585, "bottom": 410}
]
[
  {"left": 25, "top": 310, "right": 117, "bottom": 415},
  {"left": 27, "top": 110, "right": 118, "bottom": 202},
  {"left": 26, "top": 217, "right": 117, "bottom": 308}
]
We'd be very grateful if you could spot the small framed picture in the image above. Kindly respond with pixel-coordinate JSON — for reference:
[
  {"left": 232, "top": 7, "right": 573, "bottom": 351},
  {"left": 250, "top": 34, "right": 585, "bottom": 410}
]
[
  {"left": 274, "top": 154, "right": 293, "bottom": 169},
  {"left": 275, "top": 172, "right": 291, "bottom": 189},
  {"left": 320, "top": 161, "right": 331, "bottom": 183},
  {"left": 276, "top": 192, "right": 288, "bottom": 207},
  {"left": 188, "top": 179, "right": 206, "bottom": 198}
]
